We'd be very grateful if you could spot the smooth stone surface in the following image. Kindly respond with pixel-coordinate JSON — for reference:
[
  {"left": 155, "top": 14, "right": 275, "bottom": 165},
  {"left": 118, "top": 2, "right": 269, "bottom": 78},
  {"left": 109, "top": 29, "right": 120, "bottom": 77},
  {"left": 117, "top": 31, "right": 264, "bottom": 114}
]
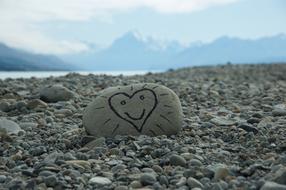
[
  {"left": 83, "top": 83, "right": 183, "bottom": 137},
  {"left": 170, "top": 154, "right": 187, "bottom": 167},
  {"left": 140, "top": 173, "right": 157, "bottom": 186},
  {"left": 260, "top": 181, "right": 286, "bottom": 190},
  {"left": 187, "top": 177, "right": 204, "bottom": 188},
  {"left": 88, "top": 177, "right": 112, "bottom": 186},
  {"left": 39, "top": 85, "right": 74, "bottom": 103},
  {"left": 0, "top": 118, "right": 23, "bottom": 135}
]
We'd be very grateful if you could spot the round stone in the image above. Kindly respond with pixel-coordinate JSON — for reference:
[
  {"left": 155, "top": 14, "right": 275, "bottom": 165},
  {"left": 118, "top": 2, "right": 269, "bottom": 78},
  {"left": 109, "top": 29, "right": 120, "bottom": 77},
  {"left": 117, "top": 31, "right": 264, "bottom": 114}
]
[
  {"left": 83, "top": 83, "right": 183, "bottom": 137},
  {"left": 0, "top": 118, "right": 23, "bottom": 135},
  {"left": 169, "top": 154, "right": 187, "bottom": 167},
  {"left": 88, "top": 177, "right": 112, "bottom": 186},
  {"left": 140, "top": 173, "right": 157, "bottom": 186},
  {"left": 39, "top": 85, "right": 74, "bottom": 103}
]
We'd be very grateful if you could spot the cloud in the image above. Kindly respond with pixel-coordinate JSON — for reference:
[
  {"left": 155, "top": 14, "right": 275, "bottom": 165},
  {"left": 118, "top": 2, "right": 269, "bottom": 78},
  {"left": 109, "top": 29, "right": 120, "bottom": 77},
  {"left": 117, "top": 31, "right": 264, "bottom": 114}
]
[{"left": 0, "top": 0, "right": 238, "bottom": 54}]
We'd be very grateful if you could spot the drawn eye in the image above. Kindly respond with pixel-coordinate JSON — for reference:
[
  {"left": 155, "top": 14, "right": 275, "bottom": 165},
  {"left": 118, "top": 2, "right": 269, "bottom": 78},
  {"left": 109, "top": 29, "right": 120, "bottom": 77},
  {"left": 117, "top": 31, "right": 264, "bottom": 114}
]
[
  {"left": 139, "top": 95, "right": 145, "bottom": 100},
  {"left": 120, "top": 100, "right": 126, "bottom": 105}
]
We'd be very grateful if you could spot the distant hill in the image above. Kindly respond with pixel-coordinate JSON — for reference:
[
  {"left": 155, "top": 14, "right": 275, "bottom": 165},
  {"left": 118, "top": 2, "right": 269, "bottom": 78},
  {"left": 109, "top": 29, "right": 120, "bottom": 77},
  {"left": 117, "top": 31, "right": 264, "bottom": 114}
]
[
  {"left": 0, "top": 43, "right": 74, "bottom": 71},
  {"left": 2, "top": 33, "right": 286, "bottom": 71},
  {"left": 61, "top": 32, "right": 286, "bottom": 70},
  {"left": 61, "top": 32, "right": 184, "bottom": 70},
  {"left": 176, "top": 34, "right": 286, "bottom": 67}
]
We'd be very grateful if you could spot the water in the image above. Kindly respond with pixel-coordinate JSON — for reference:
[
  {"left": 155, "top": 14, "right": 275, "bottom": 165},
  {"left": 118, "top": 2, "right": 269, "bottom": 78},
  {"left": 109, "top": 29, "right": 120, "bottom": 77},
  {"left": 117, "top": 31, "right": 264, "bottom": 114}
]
[{"left": 0, "top": 70, "right": 159, "bottom": 80}]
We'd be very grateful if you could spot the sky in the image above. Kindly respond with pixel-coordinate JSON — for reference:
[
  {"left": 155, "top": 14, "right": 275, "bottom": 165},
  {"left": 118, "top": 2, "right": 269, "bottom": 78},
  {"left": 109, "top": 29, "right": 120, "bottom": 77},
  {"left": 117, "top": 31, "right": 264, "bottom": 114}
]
[{"left": 0, "top": 0, "right": 285, "bottom": 55}]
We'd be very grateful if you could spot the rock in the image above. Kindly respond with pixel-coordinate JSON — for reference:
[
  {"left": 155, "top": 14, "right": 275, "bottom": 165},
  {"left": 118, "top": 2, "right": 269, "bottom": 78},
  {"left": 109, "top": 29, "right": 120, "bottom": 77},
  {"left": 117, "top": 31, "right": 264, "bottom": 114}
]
[
  {"left": 260, "top": 181, "right": 286, "bottom": 190},
  {"left": 170, "top": 154, "right": 187, "bottom": 167},
  {"left": 39, "top": 85, "right": 74, "bottom": 103},
  {"left": 83, "top": 83, "right": 183, "bottom": 137},
  {"left": 44, "top": 175, "right": 58, "bottom": 187},
  {"left": 19, "top": 122, "right": 38, "bottom": 130},
  {"left": 88, "top": 177, "right": 112, "bottom": 186},
  {"left": 0, "top": 101, "right": 10, "bottom": 112},
  {"left": 130, "top": 180, "right": 142, "bottom": 188},
  {"left": 187, "top": 177, "right": 204, "bottom": 188},
  {"left": 65, "top": 160, "right": 91, "bottom": 170},
  {"left": 0, "top": 118, "right": 24, "bottom": 135},
  {"left": 189, "top": 159, "right": 203, "bottom": 167},
  {"left": 140, "top": 173, "right": 157, "bottom": 186},
  {"left": 114, "top": 186, "right": 129, "bottom": 190},
  {"left": 272, "top": 109, "right": 286, "bottom": 117},
  {"left": 238, "top": 124, "right": 259, "bottom": 134},
  {"left": 214, "top": 166, "right": 229, "bottom": 181},
  {"left": 210, "top": 117, "right": 236, "bottom": 126},
  {"left": 0, "top": 175, "right": 7, "bottom": 183},
  {"left": 273, "top": 167, "right": 286, "bottom": 185},
  {"left": 26, "top": 99, "right": 48, "bottom": 109},
  {"left": 84, "top": 137, "right": 106, "bottom": 149}
]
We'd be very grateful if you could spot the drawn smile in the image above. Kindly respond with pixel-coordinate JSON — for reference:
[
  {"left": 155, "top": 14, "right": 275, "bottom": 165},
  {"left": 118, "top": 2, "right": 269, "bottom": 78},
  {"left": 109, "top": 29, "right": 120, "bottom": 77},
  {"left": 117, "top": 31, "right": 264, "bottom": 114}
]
[{"left": 125, "top": 109, "right": 145, "bottom": 120}]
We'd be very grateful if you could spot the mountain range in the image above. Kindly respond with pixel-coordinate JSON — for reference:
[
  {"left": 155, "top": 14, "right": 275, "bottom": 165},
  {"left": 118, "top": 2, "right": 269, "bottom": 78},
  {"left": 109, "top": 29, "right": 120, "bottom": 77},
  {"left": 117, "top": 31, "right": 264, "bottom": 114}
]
[
  {"left": 0, "top": 43, "right": 75, "bottom": 71},
  {"left": 1, "top": 32, "right": 286, "bottom": 71}
]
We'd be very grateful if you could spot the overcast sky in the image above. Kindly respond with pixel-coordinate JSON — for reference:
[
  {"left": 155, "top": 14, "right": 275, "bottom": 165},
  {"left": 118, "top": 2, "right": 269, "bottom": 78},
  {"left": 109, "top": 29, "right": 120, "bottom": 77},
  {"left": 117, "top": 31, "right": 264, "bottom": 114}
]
[{"left": 0, "top": 0, "right": 285, "bottom": 54}]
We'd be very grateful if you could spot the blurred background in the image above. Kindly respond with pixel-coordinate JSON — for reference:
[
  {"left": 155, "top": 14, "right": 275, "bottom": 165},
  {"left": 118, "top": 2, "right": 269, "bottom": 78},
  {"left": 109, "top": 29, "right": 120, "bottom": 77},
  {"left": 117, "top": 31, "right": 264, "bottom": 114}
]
[{"left": 0, "top": 0, "right": 285, "bottom": 76}]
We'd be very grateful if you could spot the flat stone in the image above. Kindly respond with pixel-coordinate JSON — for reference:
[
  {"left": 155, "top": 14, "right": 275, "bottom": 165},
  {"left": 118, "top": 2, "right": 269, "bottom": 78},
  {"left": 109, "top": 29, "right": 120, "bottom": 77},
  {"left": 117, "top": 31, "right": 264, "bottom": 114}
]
[
  {"left": 260, "top": 181, "right": 286, "bottom": 190},
  {"left": 210, "top": 117, "right": 236, "bottom": 126},
  {"left": 39, "top": 85, "right": 74, "bottom": 103},
  {"left": 187, "top": 177, "right": 204, "bottom": 188},
  {"left": 273, "top": 167, "right": 286, "bottom": 185},
  {"left": 26, "top": 99, "right": 48, "bottom": 109},
  {"left": 0, "top": 101, "right": 10, "bottom": 112},
  {"left": 169, "top": 154, "right": 187, "bottom": 167},
  {"left": 140, "top": 173, "right": 157, "bottom": 186},
  {"left": 88, "top": 177, "right": 112, "bottom": 186},
  {"left": 272, "top": 109, "right": 286, "bottom": 117},
  {"left": 238, "top": 124, "right": 259, "bottom": 134},
  {"left": 0, "top": 118, "right": 23, "bottom": 135},
  {"left": 83, "top": 83, "right": 183, "bottom": 137}
]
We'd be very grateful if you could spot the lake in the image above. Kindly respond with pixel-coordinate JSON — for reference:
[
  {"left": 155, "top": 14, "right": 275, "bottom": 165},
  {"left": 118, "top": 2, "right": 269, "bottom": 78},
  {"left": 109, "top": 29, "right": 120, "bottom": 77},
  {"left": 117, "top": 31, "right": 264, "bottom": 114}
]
[{"left": 0, "top": 70, "right": 160, "bottom": 80}]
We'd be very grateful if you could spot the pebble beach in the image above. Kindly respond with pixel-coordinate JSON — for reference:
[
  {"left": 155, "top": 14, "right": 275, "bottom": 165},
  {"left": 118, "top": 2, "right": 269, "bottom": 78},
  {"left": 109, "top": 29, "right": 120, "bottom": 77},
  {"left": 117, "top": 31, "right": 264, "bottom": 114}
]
[{"left": 0, "top": 63, "right": 286, "bottom": 190}]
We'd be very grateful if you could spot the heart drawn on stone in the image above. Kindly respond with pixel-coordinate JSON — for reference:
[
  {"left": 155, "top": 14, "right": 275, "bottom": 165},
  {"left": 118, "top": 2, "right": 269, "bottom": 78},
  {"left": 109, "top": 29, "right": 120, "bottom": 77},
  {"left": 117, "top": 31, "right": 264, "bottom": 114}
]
[{"left": 108, "top": 88, "right": 158, "bottom": 132}]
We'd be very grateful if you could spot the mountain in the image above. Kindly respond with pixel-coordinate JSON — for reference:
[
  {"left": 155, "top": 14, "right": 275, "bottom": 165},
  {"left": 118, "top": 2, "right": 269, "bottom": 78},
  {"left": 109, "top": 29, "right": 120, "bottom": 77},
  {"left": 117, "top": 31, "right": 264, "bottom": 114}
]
[
  {"left": 61, "top": 32, "right": 286, "bottom": 70},
  {"left": 61, "top": 32, "right": 184, "bottom": 70},
  {"left": 176, "top": 34, "right": 286, "bottom": 67},
  {"left": 0, "top": 43, "right": 74, "bottom": 71}
]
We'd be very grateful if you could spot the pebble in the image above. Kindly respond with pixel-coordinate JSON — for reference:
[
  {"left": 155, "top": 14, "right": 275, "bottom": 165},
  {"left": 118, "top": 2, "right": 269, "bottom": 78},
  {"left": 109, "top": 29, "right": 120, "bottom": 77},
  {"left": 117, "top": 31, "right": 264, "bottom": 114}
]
[
  {"left": 0, "top": 101, "right": 10, "bottom": 112},
  {"left": 170, "top": 154, "right": 187, "bottom": 167},
  {"left": 26, "top": 99, "right": 48, "bottom": 109},
  {"left": 260, "top": 181, "right": 286, "bottom": 190},
  {"left": 189, "top": 159, "right": 203, "bottom": 167},
  {"left": 273, "top": 167, "right": 286, "bottom": 185},
  {"left": 210, "top": 117, "right": 236, "bottom": 126},
  {"left": 44, "top": 175, "right": 58, "bottom": 187},
  {"left": 0, "top": 175, "right": 7, "bottom": 183},
  {"left": 88, "top": 177, "right": 112, "bottom": 186},
  {"left": 140, "top": 173, "right": 157, "bottom": 186},
  {"left": 39, "top": 85, "right": 74, "bottom": 103},
  {"left": 272, "top": 109, "right": 286, "bottom": 117},
  {"left": 0, "top": 118, "right": 24, "bottom": 135},
  {"left": 187, "top": 177, "right": 204, "bottom": 188},
  {"left": 214, "top": 166, "right": 230, "bottom": 181},
  {"left": 238, "top": 123, "right": 259, "bottom": 134}
]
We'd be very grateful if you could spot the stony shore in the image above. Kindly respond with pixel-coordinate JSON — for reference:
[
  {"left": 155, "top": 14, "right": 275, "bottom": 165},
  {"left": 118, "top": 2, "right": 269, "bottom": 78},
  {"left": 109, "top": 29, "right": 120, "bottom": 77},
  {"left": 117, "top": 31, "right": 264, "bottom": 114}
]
[{"left": 0, "top": 63, "right": 286, "bottom": 190}]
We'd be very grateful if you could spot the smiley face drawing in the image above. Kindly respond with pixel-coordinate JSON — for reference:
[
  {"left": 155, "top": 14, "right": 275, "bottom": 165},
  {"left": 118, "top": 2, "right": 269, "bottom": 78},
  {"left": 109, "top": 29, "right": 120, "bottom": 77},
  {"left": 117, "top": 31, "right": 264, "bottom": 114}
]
[
  {"left": 83, "top": 83, "right": 183, "bottom": 137},
  {"left": 108, "top": 89, "right": 158, "bottom": 132}
]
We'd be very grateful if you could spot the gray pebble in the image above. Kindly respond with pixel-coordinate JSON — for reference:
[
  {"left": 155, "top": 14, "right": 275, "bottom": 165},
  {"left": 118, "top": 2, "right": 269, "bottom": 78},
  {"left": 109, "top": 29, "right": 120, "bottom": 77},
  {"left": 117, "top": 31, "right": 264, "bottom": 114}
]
[
  {"left": 170, "top": 154, "right": 187, "bottom": 167},
  {"left": 187, "top": 177, "right": 204, "bottom": 188},
  {"left": 140, "top": 173, "right": 157, "bottom": 186}
]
